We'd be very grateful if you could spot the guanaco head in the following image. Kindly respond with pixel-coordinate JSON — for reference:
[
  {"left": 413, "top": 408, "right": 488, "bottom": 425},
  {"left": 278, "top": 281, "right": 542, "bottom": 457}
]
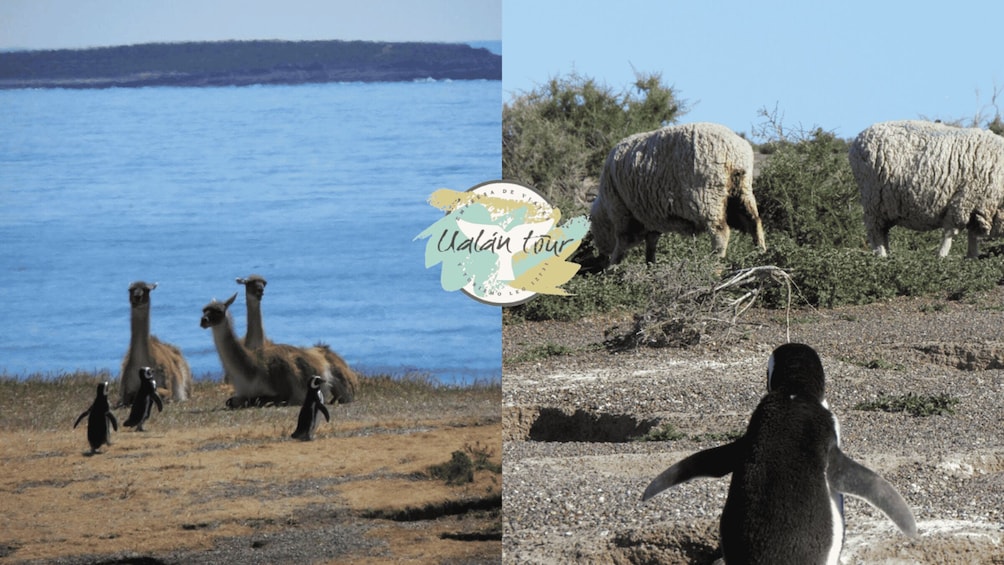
[
  {"left": 200, "top": 293, "right": 238, "bottom": 329},
  {"left": 236, "top": 274, "right": 267, "bottom": 301},
  {"left": 128, "top": 281, "right": 158, "bottom": 308}
]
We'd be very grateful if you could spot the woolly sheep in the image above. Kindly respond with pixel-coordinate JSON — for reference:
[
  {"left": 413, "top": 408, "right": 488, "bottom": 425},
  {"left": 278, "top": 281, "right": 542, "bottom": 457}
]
[
  {"left": 589, "top": 122, "right": 767, "bottom": 265},
  {"left": 849, "top": 120, "right": 1004, "bottom": 258}
]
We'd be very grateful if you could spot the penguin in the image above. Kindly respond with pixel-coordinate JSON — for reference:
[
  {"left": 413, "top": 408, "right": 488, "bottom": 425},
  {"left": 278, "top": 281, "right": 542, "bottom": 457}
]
[
  {"left": 123, "top": 366, "right": 163, "bottom": 432},
  {"left": 74, "top": 381, "right": 119, "bottom": 455},
  {"left": 767, "top": 342, "right": 847, "bottom": 544},
  {"left": 291, "top": 375, "right": 330, "bottom": 441},
  {"left": 642, "top": 343, "right": 918, "bottom": 564}
]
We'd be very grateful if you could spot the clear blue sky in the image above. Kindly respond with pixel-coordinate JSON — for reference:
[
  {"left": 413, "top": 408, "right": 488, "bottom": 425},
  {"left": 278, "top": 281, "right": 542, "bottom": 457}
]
[
  {"left": 503, "top": 0, "right": 1004, "bottom": 139},
  {"left": 0, "top": 0, "right": 501, "bottom": 48}
]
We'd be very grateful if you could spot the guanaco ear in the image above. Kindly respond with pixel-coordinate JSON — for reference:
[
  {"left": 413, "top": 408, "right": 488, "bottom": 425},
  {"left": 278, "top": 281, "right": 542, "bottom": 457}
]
[
  {"left": 224, "top": 292, "right": 238, "bottom": 307},
  {"left": 236, "top": 277, "right": 247, "bottom": 285}
]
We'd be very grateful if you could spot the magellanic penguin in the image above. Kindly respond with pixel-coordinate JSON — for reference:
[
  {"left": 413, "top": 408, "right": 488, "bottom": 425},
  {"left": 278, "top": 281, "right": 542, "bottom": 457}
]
[
  {"left": 642, "top": 343, "right": 918, "bottom": 565},
  {"left": 291, "top": 375, "right": 330, "bottom": 441},
  {"left": 123, "top": 366, "right": 163, "bottom": 432},
  {"left": 767, "top": 342, "right": 847, "bottom": 537},
  {"left": 74, "top": 381, "right": 119, "bottom": 455}
]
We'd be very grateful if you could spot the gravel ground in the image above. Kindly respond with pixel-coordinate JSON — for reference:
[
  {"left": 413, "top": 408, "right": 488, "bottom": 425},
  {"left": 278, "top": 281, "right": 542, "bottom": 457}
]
[{"left": 502, "top": 288, "right": 1004, "bottom": 564}]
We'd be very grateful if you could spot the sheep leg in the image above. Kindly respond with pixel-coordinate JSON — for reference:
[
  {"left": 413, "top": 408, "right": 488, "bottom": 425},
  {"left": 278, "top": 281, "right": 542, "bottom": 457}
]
[
  {"left": 752, "top": 222, "right": 767, "bottom": 252},
  {"left": 865, "top": 223, "right": 890, "bottom": 257},
  {"left": 966, "top": 230, "right": 980, "bottom": 259},
  {"left": 710, "top": 225, "right": 730, "bottom": 258},
  {"left": 610, "top": 242, "right": 628, "bottom": 266},
  {"left": 644, "top": 232, "right": 661, "bottom": 264},
  {"left": 937, "top": 228, "right": 958, "bottom": 258}
]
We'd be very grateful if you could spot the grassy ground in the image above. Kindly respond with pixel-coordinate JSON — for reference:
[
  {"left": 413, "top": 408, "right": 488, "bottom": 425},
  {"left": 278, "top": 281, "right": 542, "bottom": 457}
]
[{"left": 0, "top": 373, "right": 501, "bottom": 564}]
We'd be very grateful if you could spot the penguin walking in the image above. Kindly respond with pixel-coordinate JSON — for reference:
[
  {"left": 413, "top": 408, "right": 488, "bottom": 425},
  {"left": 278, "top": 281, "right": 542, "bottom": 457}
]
[
  {"left": 643, "top": 343, "right": 918, "bottom": 564},
  {"left": 123, "top": 366, "right": 163, "bottom": 432},
  {"left": 291, "top": 375, "right": 330, "bottom": 441},
  {"left": 74, "top": 381, "right": 119, "bottom": 455}
]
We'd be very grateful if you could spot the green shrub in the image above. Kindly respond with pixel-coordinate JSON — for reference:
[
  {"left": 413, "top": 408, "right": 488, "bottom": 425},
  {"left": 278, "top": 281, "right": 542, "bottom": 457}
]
[
  {"left": 506, "top": 238, "right": 723, "bottom": 323},
  {"left": 508, "top": 343, "right": 575, "bottom": 363},
  {"left": 504, "top": 264, "right": 652, "bottom": 322},
  {"left": 754, "top": 129, "right": 862, "bottom": 249},
  {"left": 734, "top": 237, "right": 1004, "bottom": 308},
  {"left": 634, "top": 423, "right": 685, "bottom": 442},
  {"left": 501, "top": 77, "right": 1004, "bottom": 330},
  {"left": 853, "top": 393, "right": 960, "bottom": 417},
  {"left": 428, "top": 450, "right": 475, "bottom": 485}
]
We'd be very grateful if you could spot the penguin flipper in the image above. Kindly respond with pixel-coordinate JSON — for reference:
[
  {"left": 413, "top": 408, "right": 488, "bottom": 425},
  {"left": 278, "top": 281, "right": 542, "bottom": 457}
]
[
  {"left": 827, "top": 448, "right": 918, "bottom": 538},
  {"left": 108, "top": 412, "right": 119, "bottom": 431},
  {"left": 74, "top": 410, "right": 89, "bottom": 428},
  {"left": 153, "top": 392, "right": 163, "bottom": 412},
  {"left": 318, "top": 403, "right": 330, "bottom": 423},
  {"left": 642, "top": 441, "right": 741, "bottom": 501}
]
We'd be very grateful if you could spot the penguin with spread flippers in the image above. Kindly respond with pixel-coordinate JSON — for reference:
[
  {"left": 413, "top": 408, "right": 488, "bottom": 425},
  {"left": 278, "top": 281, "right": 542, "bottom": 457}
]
[
  {"left": 291, "top": 375, "right": 330, "bottom": 441},
  {"left": 123, "top": 366, "right": 163, "bottom": 432},
  {"left": 74, "top": 381, "right": 119, "bottom": 454},
  {"left": 643, "top": 343, "right": 918, "bottom": 564}
]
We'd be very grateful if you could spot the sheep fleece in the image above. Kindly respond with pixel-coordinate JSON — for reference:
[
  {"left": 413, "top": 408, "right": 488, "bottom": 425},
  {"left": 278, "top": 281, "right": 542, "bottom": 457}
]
[
  {"left": 851, "top": 120, "right": 1004, "bottom": 239},
  {"left": 591, "top": 122, "right": 758, "bottom": 259}
]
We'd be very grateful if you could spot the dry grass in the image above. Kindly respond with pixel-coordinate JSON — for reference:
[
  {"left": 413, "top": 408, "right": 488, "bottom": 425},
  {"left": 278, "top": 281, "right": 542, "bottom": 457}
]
[{"left": 0, "top": 372, "right": 501, "bottom": 564}]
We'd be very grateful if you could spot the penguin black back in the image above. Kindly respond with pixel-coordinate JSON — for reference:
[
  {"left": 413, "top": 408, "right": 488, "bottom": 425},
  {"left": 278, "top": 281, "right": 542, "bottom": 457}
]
[
  {"left": 74, "top": 381, "right": 118, "bottom": 454},
  {"left": 291, "top": 375, "right": 330, "bottom": 441},
  {"left": 643, "top": 343, "right": 918, "bottom": 564},
  {"left": 124, "top": 366, "right": 163, "bottom": 431},
  {"left": 721, "top": 391, "right": 839, "bottom": 563}
]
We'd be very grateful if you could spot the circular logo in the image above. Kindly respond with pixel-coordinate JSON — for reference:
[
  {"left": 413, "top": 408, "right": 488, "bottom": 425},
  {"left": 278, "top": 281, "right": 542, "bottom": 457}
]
[{"left": 416, "top": 180, "right": 589, "bottom": 306}]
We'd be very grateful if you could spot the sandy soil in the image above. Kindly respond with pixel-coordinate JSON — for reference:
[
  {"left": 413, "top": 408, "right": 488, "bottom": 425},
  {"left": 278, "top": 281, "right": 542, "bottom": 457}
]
[
  {"left": 0, "top": 380, "right": 501, "bottom": 564},
  {"left": 502, "top": 288, "right": 1004, "bottom": 564}
]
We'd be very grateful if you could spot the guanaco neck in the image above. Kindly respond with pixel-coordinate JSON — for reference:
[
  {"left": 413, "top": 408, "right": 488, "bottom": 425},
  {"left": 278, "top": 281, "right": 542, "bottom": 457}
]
[
  {"left": 129, "top": 304, "right": 152, "bottom": 362},
  {"left": 212, "top": 313, "right": 264, "bottom": 382},
  {"left": 245, "top": 296, "right": 266, "bottom": 349}
]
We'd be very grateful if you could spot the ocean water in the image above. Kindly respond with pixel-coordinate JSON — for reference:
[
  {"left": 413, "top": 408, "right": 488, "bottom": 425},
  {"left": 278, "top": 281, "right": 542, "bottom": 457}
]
[{"left": 0, "top": 79, "right": 502, "bottom": 384}]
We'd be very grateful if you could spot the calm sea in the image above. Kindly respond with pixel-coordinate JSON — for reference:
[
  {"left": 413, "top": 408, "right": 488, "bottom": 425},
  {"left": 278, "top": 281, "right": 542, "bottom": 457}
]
[{"left": 0, "top": 78, "right": 502, "bottom": 384}]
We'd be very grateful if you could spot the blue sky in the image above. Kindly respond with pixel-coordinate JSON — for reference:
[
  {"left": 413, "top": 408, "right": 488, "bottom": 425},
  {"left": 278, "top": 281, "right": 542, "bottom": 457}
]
[
  {"left": 503, "top": 0, "right": 1004, "bottom": 139},
  {"left": 0, "top": 0, "right": 501, "bottom": 48}
]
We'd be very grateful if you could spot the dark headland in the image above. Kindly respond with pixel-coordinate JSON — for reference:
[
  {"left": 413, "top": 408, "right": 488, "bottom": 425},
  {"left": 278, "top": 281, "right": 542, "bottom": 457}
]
[{"left": 0, "top": 39, "right": 501, "bottom": 89}]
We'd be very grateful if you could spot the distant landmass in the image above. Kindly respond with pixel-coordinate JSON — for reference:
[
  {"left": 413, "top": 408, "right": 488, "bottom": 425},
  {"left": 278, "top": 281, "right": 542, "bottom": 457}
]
[{"left": 0, "top": 40, "right": 501, "bottom": 89}]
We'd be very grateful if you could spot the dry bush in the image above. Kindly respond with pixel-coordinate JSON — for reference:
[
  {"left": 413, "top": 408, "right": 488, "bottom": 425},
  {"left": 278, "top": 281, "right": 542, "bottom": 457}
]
[{"left": 604, "top": 263, "right": 796, "bottom": 350}]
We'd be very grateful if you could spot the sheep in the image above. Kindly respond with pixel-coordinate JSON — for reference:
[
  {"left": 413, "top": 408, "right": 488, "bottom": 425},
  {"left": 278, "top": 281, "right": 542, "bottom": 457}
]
[
  {"left": 200, "top": 292, "right": 336, "bottom": 408},
  {"left": 235, "top": 274, "right": 358, "bottom": 404},
  {"left": 849, "top": 120, "right": 1004, "bottom": 258},
  {"left": 589, "top": 122, "right": 766, "bottom": 266},
  {"left": 120, "top": 281, "right": 192, "bottom": 406}
]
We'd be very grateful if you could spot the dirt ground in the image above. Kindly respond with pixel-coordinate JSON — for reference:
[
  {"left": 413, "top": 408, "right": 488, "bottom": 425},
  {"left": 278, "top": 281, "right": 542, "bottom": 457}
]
[
  {"left": 502, "top": 287, "right": 1004, "bottom": 564},
  {"left": 0, "top": 379, "right": 501, "bottom": 564}
]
